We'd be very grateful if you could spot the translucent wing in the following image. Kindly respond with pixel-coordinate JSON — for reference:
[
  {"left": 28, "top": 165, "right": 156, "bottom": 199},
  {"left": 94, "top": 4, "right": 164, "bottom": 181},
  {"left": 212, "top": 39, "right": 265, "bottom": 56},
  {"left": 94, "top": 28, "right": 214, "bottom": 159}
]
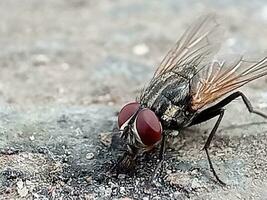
[
  {"left": 138, "top": 15, "right": 224, "bottom": 102},
  {"left": 191, "top": 56, "right": 267, "bottom": 110},
  {"left": 153, "top": 15, "right": 223, "bottom": 78}
]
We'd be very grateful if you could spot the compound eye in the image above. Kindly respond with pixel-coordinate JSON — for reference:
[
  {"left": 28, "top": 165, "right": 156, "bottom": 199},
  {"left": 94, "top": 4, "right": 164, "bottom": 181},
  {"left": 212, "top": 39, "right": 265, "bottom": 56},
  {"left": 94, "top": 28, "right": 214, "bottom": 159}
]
[
  {"left": 118, "top": 102, "right": 140, "bottom": 128},
  {"left": 136, "top": 109, "right": 162, "bottom": 146}
]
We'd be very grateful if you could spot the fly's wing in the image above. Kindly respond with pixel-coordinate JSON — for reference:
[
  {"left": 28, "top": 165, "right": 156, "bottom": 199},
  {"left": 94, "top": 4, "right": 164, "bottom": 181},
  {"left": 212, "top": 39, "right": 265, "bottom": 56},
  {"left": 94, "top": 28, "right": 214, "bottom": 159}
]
[
  {"left": 191, "top": 56, "right": 267, "bottom": 110},
  {"left": 138, "top": 14, "right": 267, "bottom": 111},
  {"left": 153, "top": 15, "right": 223, "bottom": 79},
  {"left": 138, "top": 15, "right": 224, "bottom": 101}
]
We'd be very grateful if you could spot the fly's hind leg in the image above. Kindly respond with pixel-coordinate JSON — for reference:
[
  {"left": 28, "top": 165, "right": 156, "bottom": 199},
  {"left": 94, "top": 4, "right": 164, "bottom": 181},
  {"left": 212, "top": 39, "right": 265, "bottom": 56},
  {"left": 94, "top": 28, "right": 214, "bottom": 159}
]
[
  {"left": 189, "top": 91, "right": 267, "bottom": 185},
  {"left": 208, "top": 91, "right": 267, "bottom": 119}
]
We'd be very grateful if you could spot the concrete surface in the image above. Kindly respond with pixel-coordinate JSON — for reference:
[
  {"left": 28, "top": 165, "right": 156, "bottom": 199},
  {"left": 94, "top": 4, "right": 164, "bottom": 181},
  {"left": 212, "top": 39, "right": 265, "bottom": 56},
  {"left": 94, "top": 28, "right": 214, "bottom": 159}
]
[{"left": 0, "top": 0, "right": 266, "bottom": 199}]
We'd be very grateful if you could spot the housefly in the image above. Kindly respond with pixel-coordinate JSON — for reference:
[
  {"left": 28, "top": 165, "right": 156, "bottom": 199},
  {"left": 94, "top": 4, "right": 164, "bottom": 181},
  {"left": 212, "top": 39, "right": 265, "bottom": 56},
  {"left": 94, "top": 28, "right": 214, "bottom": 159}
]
[{"left": 113, "top": 15, "right": 267, "bottom": 185}]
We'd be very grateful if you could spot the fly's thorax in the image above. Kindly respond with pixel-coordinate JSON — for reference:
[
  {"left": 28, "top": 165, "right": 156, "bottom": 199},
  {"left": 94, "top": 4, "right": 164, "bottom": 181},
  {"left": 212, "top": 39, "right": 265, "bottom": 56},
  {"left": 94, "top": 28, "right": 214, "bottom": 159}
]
[
  {"left": 140, "top": 71, "right": 195, "bottom": 129},
  {"left": 140, "top": 70, "right": 193, "bottom": 107},
  {"left": 139, "top": 72, "right": 174, "bottom": 106}
]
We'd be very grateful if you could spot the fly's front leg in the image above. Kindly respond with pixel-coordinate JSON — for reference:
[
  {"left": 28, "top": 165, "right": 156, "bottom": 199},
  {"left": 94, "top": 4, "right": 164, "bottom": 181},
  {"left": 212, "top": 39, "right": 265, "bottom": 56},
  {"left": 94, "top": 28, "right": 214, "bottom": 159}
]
[
  {"left": 110, "top": 144, "right": 138, "bottom": 174},
  {"left": 150, "top": 132, "right": 166, "bottom": 182}
]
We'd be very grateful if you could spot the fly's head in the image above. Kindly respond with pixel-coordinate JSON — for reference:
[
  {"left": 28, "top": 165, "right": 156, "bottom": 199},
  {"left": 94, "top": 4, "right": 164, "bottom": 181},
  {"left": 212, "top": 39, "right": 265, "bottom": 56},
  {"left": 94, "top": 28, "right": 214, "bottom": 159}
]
[{"left": 116, "top": 102, "right": 162, "bottom": 170}]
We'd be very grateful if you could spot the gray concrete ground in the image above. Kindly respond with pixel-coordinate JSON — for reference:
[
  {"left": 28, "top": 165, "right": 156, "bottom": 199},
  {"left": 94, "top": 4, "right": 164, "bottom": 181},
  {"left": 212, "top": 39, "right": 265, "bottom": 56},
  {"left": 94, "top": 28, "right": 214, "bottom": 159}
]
[{"left": 0, "top": 0, "right": 266, "bottom": 199}]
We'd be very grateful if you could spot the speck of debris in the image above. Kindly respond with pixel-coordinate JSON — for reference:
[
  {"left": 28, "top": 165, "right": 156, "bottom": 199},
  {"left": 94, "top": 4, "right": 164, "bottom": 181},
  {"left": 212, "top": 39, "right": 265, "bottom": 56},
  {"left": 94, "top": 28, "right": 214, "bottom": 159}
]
[
  {"left": 60, "top": 62, "right": 70, "bottom": 71},
  {"left": 18, "top": 186, "right": 29, "bottom": 197},
  {"left": 118, "top": 174, "right": 126, "bottom": 179},
  {"left": 32, "top": 54, "right": 50, "bottom": 66},
  {"left": 0, "top": 148, "right": 19, "bottom": 155},
  {"left": 16, "top": 179, "right": 24, "bottom": 189},
  {"left": 86, "top": 153, "right": 95, "bottom": 160},
  {"left": 17, "top": 180, "right": 29, "bottom": 197},
  {"left": 132, "top": 44, "right": 149, "bottom": 56},
  {"left": 100, "top": 132, "right": 113, "bottom": 147},
  {"left": 29, "top": 135, "right": 35, "bottom": 141}
]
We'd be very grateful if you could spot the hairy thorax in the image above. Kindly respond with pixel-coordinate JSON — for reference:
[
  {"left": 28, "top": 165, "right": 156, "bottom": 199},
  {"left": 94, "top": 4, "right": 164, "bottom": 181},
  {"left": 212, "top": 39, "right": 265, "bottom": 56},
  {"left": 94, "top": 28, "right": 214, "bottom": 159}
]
[{"left": 139, "top": 69, "right": 196, "bottom": 129}]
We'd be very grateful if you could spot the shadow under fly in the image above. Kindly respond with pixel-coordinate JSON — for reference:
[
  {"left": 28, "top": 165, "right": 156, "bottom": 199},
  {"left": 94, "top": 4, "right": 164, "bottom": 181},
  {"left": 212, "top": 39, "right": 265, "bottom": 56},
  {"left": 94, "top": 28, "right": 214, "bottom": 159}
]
[{"left": 111, "top": 15, "right": 267, "bottom": 185}]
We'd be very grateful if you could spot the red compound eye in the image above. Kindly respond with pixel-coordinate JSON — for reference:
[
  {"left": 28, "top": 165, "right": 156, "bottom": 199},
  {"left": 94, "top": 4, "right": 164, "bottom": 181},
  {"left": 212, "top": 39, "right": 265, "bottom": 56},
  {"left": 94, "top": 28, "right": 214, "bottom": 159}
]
[
  {"left": 135, "top": 109, "right": 162, "bottom": 146},
  {"left": 118, "top": 102, "right": 140, "bottom": 128}
]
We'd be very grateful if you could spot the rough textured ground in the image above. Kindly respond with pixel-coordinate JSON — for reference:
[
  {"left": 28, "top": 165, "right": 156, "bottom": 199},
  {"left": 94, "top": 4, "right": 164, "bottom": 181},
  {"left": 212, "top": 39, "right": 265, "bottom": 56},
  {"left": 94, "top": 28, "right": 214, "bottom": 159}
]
[{"left": 0, "top": 0, "right": 267, "bottom": 199}]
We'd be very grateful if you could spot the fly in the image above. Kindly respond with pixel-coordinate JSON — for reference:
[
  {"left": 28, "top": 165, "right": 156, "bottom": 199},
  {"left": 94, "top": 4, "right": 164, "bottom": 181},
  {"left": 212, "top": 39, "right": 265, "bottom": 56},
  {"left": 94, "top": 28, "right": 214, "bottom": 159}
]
[{"left": 113, "top": 15, "right": 267, "bottom": 185}]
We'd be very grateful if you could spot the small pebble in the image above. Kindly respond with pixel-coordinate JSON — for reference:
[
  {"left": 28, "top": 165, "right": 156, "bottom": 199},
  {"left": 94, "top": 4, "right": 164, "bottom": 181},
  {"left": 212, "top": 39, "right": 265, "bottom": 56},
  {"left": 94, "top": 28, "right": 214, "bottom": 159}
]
[
  {"left": 25, "top": 180, "right": 32, "bottom": 186},
  {"left": 86, "top": 153, "right": 94, "bottom": 160},
  {"left": 173, "top": 191, "right": 182, "bottom": 199},
  {"left": 236, "top": 193, "right": 242, "bottom": 199},
  {"left": 191, "top": 179, "right": 201, "bottom": 189},
  {"left": 61, "top": 63, "right": 70, "bottom": 70},
  {"left": 17, "top": 185, "right": 28, "bottom": 197},
  {"left": 85, "top": 176, "right": 92, "bottom": 183},
  {"left": 120, "top": 187, "right": 126, "bottom": 194},
  {"left": 17, "top": 180, "right": 23, "bottom": 189},
  {"left": 132, "top": 44, "right": 149, "bottom": 56},
  {"left": 190, "top": 168, "right": 199, "bottom": 175},
  {"left": 100, "top": 132, "right": 112, "bottom": 147},
  {"left": 32, "top": 54, "right": 50, "bottom": 66},
  {"left": 105, "top": 188, "right": 112, "bottom": 196},
  {"left": 118, "top": 174, "right": 126, "bottom": 179}
]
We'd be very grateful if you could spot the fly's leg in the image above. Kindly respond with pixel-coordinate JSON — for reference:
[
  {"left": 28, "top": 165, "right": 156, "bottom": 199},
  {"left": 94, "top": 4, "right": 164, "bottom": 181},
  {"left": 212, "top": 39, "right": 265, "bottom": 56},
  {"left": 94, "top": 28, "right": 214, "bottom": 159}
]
[
  {"left": 189, "top": 91, "right": 267, "bottom": 184},
  {"left": 190, "top": 108, "right": 226, "bottom": 185},
  {"left": 191, "top": 92, "right": 267, "bottom": 126},
  {"left": 208, "top": 91, "right": 267, "bottom": 118},
  {"left": 203, "top": 110, "right": 225, "bottom": 185},
  {"left": 110, "top": 152, "right": 130, "bottom": 172},
  {"left": 110, "top": 145, "right": 137, "bottom": 174},
  {"left": 150, "top": 132, "right": 166, "bottom": 182}
]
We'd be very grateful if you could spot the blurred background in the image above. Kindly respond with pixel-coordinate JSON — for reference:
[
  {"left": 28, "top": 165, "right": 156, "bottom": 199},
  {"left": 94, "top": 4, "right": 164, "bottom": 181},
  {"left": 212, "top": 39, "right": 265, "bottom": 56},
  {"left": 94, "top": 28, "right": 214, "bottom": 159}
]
[
  {"left": 0, "top": 1, "right": 267, "bottom": 199},
  {"left": 0, "top": 0, "right": 266, "bottom": 108}
]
